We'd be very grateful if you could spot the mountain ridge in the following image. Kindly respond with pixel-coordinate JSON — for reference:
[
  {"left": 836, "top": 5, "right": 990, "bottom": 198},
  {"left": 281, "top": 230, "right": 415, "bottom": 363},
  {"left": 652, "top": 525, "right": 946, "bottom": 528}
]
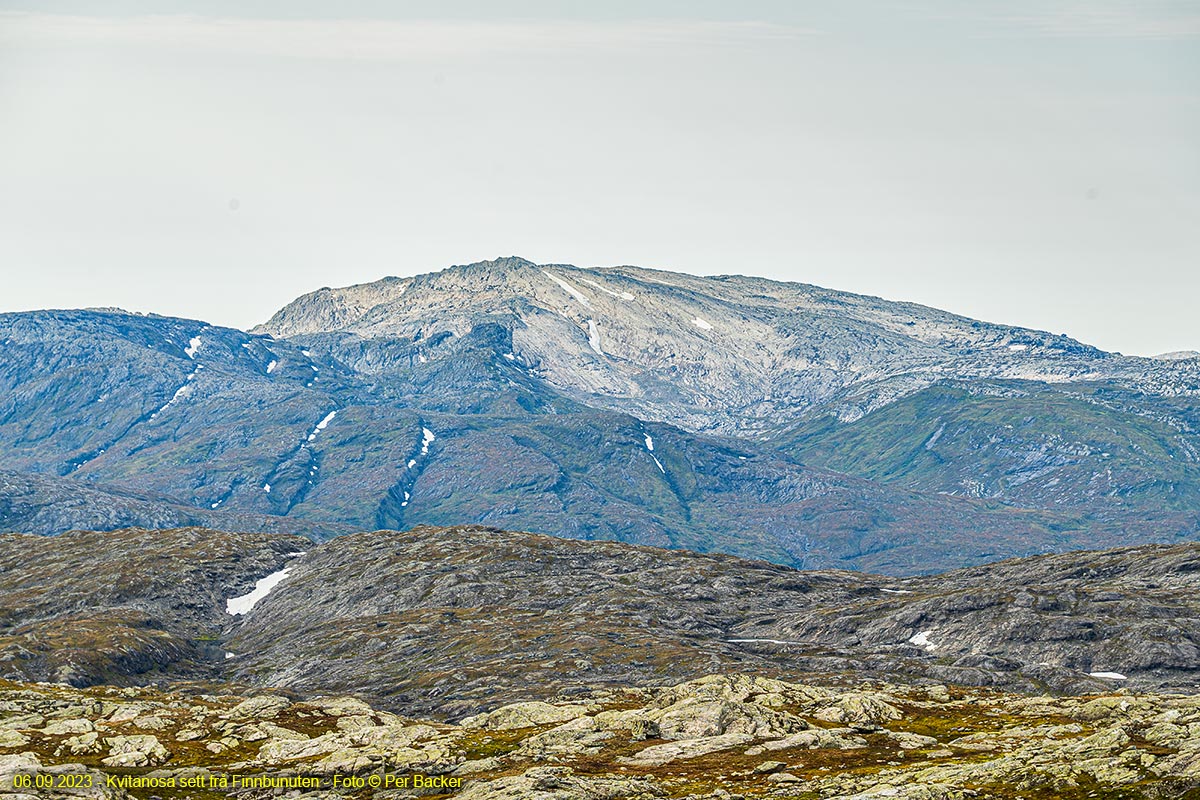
[
  {"left": 3, "top": 524, "right": 1198, "bottom": 717},
  {"left": 2, "top": 257, "right": 1197, "bottom": 573},
  {"left": 257, "top": 256, "right": 1184, "bottom": 438}
]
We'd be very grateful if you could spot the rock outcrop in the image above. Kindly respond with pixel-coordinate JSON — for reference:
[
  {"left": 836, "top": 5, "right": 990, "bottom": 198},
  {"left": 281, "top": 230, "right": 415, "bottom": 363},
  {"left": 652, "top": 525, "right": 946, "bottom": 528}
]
[
  {"left": 2, "top": 673, "right": 1199, "bottom": 799},
  {"left": 3, "top": 525, "right": 1200, "bottom": 715}
]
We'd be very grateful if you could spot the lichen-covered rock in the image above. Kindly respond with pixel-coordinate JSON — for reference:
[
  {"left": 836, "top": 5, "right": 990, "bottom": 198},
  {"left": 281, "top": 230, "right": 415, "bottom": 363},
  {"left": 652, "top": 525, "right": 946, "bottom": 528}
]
[
  {"left": 455, "top": 765, "right": 659, "bottom": 799},
  {"left": 462, "top": 702, "right": 590, "bottom": 731},
  {"left": 225, "top": 695, "right": 291, "bottom": 721},
  {"left": 746, "top": 728, "right": 868, "bottom": 754},
  {"left": 101, "top": 735, "right": 169, "bottom": 768},
  {"left": 2, "top": 671, "right": 1200, "bottom": 799},
  {"left": 41, "top": 719, "right": 92, "bottom": 736},
  {"left": 618, "top": 732, "right": 754, "bottom": 767},
  {"left": 814, "top": 693, "right": 904, "bottom": 726}
]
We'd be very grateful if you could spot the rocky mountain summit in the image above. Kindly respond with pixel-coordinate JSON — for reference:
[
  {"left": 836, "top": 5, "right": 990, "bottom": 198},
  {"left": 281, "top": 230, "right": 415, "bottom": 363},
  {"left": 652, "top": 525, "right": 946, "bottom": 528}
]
[
  {"left": 2, "top": 258, "right": 1198, "bottom": 573},
  {"left": 2, "top": 672, "right": 1199, "bottom": 799},
  {"left": 3, "top": 526, "right": 1198, "bottom": 721},
  {"left": 254, "top": 257, "right": 1198, "bottom": 437}
]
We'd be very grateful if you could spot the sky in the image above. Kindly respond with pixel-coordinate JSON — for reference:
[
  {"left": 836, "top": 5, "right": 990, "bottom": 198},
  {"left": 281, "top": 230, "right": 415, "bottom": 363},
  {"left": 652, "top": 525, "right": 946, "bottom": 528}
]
[{"left": 0, "top": 1, "right": 1197, "bottom": 355}]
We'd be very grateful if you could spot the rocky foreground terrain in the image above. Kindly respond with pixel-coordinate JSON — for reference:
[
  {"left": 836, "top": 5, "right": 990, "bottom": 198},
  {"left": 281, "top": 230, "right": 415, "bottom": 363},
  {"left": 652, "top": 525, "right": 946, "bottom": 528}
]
[
  {"left": 2, "top": 672, "right": 1200, "bottom": 799},
  {"left": 2, "top": 526, "right": 1199, "bottom": 798},
  {"left": 2, "top": 526, "right": 1199, "bottom": 718}
]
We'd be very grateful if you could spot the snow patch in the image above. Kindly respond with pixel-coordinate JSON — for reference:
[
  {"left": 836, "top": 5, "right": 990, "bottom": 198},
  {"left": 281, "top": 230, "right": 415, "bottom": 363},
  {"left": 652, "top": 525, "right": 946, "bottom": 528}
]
[
  {"left": 580, "top": 277, "right": 634, "bottom": 301},
  {"left": 542, "top": 270, "right": 593, "bottom": 308},
  {"left": 1089, "top": 671, "right": 1128, "bottom": 680},
  {"left": 184, "top": 336, "right": 201, "bottom": 359},
  {"left": 418, "top": 354, "right": 427, "bottom": 363},
  {"left": 644, "top": 434, "right": 655, "bottom": 451},
  {"left": 225, "top": 652, "right": 235, "bottom": 659},
  {"left": 266, "top": 360, "right": 277, "bottom": 374},
  {"left": 908, "top": 630, "right": 937, "bottom": 651},
  {"left": 263, "top": 483, "right": 271, "bottom": 493},
  {"left": 586, "top": 319, "right": 603, "bottom": 355},
  {"left": 421, "top": 427, "right": 436, "bottom": 455},
  {"left": 925, "top": 423, "right": 946, "bottom": 451},
  {"left": 225, "top": 568, "right": 292, "bottom": 615},
  {"left": 307, "top": 410, "right": 337, "bottom": 442},
  {"left": 1008, "top": 344, "right": 1028, "bottom": 352},
  {"left": 692, "top": 317, "right": 714, "bottom": 331},
  {"left": 407, "top": 459, "right": 416, "bottom": 469},
  {"left": 151, "top": 370, "right": 198, "bottom": 419}
]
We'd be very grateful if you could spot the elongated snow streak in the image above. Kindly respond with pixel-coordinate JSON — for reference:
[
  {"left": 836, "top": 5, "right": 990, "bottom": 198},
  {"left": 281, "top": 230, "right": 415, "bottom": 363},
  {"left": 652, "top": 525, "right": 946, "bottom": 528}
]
[
  {"left": 225, "top": 568, "right": 291, "bottom": 615},
  {"left": 1089, "top": 671, "right": 1128, "bottom": 680},
  {"left": 880, "top": 588, "right": 914, "bottom": 595},
  {"left": 580, "top": 278, "right": 634, "bottom": 301},
  {"left": 692, "top": 317, "right": 714, "bottom": 331},
  {"left": 266, "top": 359, "right": 277, "bottom": 374},
  {"left": 306, "top": 410, "right": 337, "bottom": 442},
  {"left": 184, "top": 336, "right": 201, "bottom": 358},
  {"left": 587, "top": 319, "right": 603, "bottom": 355},
  {"left": 151, "top": 370, "right": 197, "bottom": 418},
  {"left": 643, "top": 432, "right": 663, "bottom": 471},
  {"left": 727, "top": 638, "right": 808, "bottom": 646},
  {"left": 925, "top": 423, "right": 945, "bottom": 451},
  {"left": 542, "top": 270, "right": 593, "bottom": 308}
]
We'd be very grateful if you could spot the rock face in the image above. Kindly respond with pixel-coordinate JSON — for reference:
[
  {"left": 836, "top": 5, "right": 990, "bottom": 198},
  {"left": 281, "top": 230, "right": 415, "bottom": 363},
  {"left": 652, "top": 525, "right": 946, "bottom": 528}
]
[
  {"left": 2, "top": 671, "right": 1200, "bottom": 800},
  {"left": 3, "top": 526, "right": 1199, "bottom": 715},
  {"left": 0, "top": 527, "right": 306, "bottom": 688},
  {"left": 254, "top": 257, "right": 1194, "bottom": 437},
  {"left": 2, "top": 258, "right": 1198, "bottom": 574},
  {"left": 0, "top": 469, "right": 349, "bottom": 543}
]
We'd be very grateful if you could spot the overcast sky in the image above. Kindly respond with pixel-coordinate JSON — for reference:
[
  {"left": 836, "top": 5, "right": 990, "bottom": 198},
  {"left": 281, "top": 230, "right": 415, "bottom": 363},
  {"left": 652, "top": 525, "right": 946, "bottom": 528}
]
[{"left": 1, "top": 1, "right": 1196, "bottom": 355}]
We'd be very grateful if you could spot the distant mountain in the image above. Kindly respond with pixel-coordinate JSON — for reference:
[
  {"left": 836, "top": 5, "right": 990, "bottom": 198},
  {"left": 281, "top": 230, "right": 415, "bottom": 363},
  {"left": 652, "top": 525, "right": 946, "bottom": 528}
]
[
  {"left": 3, "top": 525, "right": 1197, "bottom": 719},
  {"left": 0, "top": 469, "right": 350, "bottom": 541},
  {"left": 1, "top": 257, "right": 1197, "bottom": 572},
  {"left": 256, "top": 257, "right": 1197, "bottom": 436}
]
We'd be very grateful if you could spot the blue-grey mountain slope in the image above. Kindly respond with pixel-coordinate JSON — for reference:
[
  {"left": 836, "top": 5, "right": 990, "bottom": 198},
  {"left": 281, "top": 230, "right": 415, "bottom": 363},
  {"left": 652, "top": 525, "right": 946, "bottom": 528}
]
[{"left": 1, "top": 257, "right": 1197, "bottom": 573}]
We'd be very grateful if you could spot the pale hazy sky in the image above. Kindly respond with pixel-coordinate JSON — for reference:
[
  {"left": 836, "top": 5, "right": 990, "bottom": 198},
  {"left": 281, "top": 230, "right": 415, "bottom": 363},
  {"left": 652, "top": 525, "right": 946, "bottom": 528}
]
[{"left": 1, "top": 1, "right": 1196, "bottom": 355}]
